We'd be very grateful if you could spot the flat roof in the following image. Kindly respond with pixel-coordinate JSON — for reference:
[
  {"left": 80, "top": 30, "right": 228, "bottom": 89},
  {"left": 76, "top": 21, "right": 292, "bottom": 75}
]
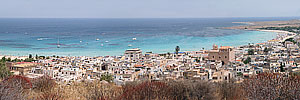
[{"left": 126, "top": 48, "right": 141, "bottom": 51}]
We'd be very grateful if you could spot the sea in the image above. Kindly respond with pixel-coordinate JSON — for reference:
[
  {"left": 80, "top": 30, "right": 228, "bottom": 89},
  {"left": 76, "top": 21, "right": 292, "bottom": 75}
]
[{"left": 0, "top": 17, "right": 299, "bottom": 56}]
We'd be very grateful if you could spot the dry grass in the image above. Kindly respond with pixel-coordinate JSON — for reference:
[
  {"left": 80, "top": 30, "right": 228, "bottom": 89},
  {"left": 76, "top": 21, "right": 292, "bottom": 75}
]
[{"left": 2, "top": 73, "right": 300, "bottom": 100}]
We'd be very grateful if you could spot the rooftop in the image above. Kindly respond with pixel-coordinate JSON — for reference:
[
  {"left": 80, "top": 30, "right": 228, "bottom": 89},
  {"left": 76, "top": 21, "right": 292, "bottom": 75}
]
[{"left": 126, "top": 48, "right": 141, "bottom": 51}]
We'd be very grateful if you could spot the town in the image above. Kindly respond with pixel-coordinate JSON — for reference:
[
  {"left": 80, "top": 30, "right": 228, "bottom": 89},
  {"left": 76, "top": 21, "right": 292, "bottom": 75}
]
[{"left": 1, "top": 30, "right": 299, "bottom": 85}]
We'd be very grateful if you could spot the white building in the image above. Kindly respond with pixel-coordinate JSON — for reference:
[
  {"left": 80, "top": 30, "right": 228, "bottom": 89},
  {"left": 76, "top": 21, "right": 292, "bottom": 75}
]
[{"left": 124, "top": 48, "right": 143, "bottom": 62}]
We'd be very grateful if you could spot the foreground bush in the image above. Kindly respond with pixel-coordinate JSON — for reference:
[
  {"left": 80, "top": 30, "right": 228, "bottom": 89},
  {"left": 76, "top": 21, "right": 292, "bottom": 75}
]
[
  {"left": 242, "top": 73, "right": 300, "bottom": 100},
  {"left": 0, "top": 75, "right": 31, "bottom": 100},
  {"left": 32, "top": 75, "right": 56, "bottom": 92},
  {"left": 59, "top": 80, "right": 122, "bottom": 100},
  {"left": 28, "top": 75, "right": 64, "bottom": 100},
  {"left": 81, "top": 81, "right": 122, "bottom": 100},
  {"left": 2, "top": 73, "right": 300, "bottom": 100},
  {"left": 167, "top": 80, "right": 216, "bottom": 100},
  {"left": 217, "top": 81, "right": 246, "bottom": 100},
  {"left": 120, "top": 81, "right": 171, "bottom": 100},
  {"left": 120, "top": 80, "right": 216, "bottom": 100}
]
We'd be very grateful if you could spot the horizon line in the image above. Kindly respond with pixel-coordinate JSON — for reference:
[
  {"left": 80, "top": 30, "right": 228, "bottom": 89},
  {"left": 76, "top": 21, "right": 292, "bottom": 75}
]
[{"left": 0, "top": 16, "right": 300, "bottom": 19}]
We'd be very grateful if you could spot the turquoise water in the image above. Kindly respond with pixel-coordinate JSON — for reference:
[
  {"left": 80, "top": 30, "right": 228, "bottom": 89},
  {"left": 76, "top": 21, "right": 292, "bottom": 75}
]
[
  {"left": 0, "top": 18, "right": 289, "bottom": 56},
  {"left": 0, "top": 30, "right": 275, "bottom": 56}
]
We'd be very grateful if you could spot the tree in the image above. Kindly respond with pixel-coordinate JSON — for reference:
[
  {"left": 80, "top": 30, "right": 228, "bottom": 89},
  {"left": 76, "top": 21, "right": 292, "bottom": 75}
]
[
  {"left": 218, "top": 81, "right": 245, "bottom": 100},
  {"left": 82, "top": 80, "right": 122, "bottom": 100},
  {"left": 247, "top": 49, "right": 254, "bottom": 55},
  {"left": 32, "top": 75, "right": 56, "bottom": 92},
  {"left": 24, "top": 58, "right": 33, "bottom": 62},
  {"left": 120, "top": 81, "right": 171, "bottom": 100},
  {"left": 280, "top": 62, "right": 285, "bottom": 72},
  {"left": 1, "top": 57, "right": 6, "bottom": 62},
  {"left": 6, "top": 58, "right": 11, "bottom": 62},
  {"left": 29, "top": 54, "right": 32, "bottom": 59},
  {"left": 100, "top": 74, "right": 113, "bottom": 83},
  {"left": 167, "top": 52, "right": 171, "bottom": 59},
  {"left": 0, "top": 60, "right": 12, "bottom": 80},
  {"left": 243, "top": 57, "right": 251, "bottom": 64},
  {"left": 175, "top": 46, "right": 180, "bottom": 55},
  {"left": 264, "top": 47, "right": 268, "bottom": 53},
  {"left": 0, "top": 75, "right": 31, "bottom": 100},
  {"left": 237, "top": 72, "right": 243, "bottom": 76},
  {"left": 12, "top": 58, "right": 21, "bottom": 62},
  {"left": 242, "top": 73, "right": 300, "bottom": 99}
]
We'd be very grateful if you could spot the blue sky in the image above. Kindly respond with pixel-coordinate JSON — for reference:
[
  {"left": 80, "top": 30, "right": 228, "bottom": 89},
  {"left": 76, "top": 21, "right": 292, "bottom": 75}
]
[{"left": 0, "top": 0, "right": 300, "bottom": 18}]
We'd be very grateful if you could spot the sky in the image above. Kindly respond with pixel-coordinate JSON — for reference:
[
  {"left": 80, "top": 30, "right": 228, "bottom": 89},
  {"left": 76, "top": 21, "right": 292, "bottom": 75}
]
[{"left": 0, "top": 0, "right": 300, "bottom": 18}]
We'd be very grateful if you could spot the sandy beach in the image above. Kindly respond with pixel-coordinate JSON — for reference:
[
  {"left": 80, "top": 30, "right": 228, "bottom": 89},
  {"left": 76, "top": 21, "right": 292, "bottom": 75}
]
[{"left": 224, "top": 19, "right": 300, "bottom": 30}]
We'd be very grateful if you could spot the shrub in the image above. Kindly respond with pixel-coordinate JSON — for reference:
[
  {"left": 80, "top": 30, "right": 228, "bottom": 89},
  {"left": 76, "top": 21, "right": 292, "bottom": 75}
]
[
  {"left": 0, "top": 75, "right": 32, "bottom": 100},
  {"left": 32, "top": 75, "right": 57, "bottom": 92},
  {"left": 217, "top": 81, "right": 246, "bottom": 100},
  {"left": 0, "top": 61, "right": 12, "bottom": 80},
  {"left": 168, "top": 80, "right": 216, "bottom": 100},
  {"left": 120, "top": 81, "right": 171, "bottom": 100},
  {"left": 81, "top": 81, "right": 122, "bottom": 100},
  {"left": 120, "top": 80, "right": 216, "bottom": 100},
  {"left": 242, "top": 73, "right": 300, "bottom": 99}
]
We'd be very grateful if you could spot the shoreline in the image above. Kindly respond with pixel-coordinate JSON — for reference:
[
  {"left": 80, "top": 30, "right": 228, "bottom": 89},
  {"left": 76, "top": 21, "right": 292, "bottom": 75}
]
[
  {"left": 257, "top": 29, "right": 296, "bottom": 41},
  {"left": 2, "top": 20, "right": 298, "bottom": 58},
  {"left": 0, "top": 29, "right": 292, "bottom": 59}
]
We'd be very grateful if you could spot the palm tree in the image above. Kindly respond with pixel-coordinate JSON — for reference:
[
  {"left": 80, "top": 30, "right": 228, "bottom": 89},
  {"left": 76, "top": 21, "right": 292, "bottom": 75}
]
[
  {"left": 175, "top": 46, "right": 180, "bottom": 55},
  {"left": 29, "top": 54, "right": 32, "bottom": 59}
]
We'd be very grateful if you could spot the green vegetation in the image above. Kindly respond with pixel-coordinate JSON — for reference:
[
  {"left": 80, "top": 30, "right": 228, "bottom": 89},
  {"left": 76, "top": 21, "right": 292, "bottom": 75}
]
[
  {"left": 24, "top": 58, "right": 34, "bottom": 62},
  {"left": 247, "top": 49, "right": 254, "bottom": 55},
  {"left": 12, "top": 58, "right": 22, "bottom": 62},
  {"left": 2, "top": 73, "right": 300, "bottom": 99},
  {"left": 175, "top": 46, "right": 180, "bottom": 55},
  {"left": 263, "top": 47, "right": 272, "bottom": 53},
  {"left": 237, "top": 72, "right": 243, "bottom": 76},
  {"left": 284, "top": 37, "right": 297, "bottom": 44},
  {"left": 29, "top": 54, "right": 33, "bottom": 59},
  {"left": 280, "top": 62, "right": 285, "bottom": 72},
  {"left": 258, "top": 26, "right": 300, "bottom": 33},
  {"left": 243, "top": 57, "right": 251, "bottom": 64},
  {"left": 0, "top": 57, "right": 12, "bottom": 80},
  {"left": 100, "top": 74, "right": 113, "bottom": 82}
]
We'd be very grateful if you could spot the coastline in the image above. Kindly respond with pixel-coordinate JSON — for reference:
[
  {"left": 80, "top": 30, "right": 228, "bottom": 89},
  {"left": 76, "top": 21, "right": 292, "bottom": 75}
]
[
  {"left": 1, "top": 19, "right": 298, "bottom": 57},
  {"left": 0, "top": 29, "right": 291, "bottom": 58},
  {"left": 257, "top": 29, "right": 297, "bottom": 42}
]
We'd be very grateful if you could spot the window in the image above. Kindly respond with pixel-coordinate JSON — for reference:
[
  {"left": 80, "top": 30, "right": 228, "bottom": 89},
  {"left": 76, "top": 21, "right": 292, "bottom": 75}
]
[
  {"left": 225, "top": 56, "right": 227, "bottom": 58},
  {"left": 213, "top": 56, "right": 215, "bottom": 58}
]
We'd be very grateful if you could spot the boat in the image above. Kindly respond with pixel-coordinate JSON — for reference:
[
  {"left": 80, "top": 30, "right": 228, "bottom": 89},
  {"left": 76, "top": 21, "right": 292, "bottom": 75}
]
[
  {"left": 105, "top": 41, "right": 109, "bottom": 43},
  {"left": 128, "top": 44, "right": 132, "bottom": 47},
  {"left": 37, "top": 38, "right": 43, "bottom": 41},
  {"left": 80, "top": 40, "right": 83, "bottom": 43},
  {"left": 101, "top": 44, "right": 104, "bottom": 46},
  {"left": 96, "top": 38, "right": 100, "bottom": 41},
  {"left": 57, "top": 38, "right": 60, "bottom": 48},
  {"left": 132, "top": 38, "right": 137, "bottom": 40}
]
